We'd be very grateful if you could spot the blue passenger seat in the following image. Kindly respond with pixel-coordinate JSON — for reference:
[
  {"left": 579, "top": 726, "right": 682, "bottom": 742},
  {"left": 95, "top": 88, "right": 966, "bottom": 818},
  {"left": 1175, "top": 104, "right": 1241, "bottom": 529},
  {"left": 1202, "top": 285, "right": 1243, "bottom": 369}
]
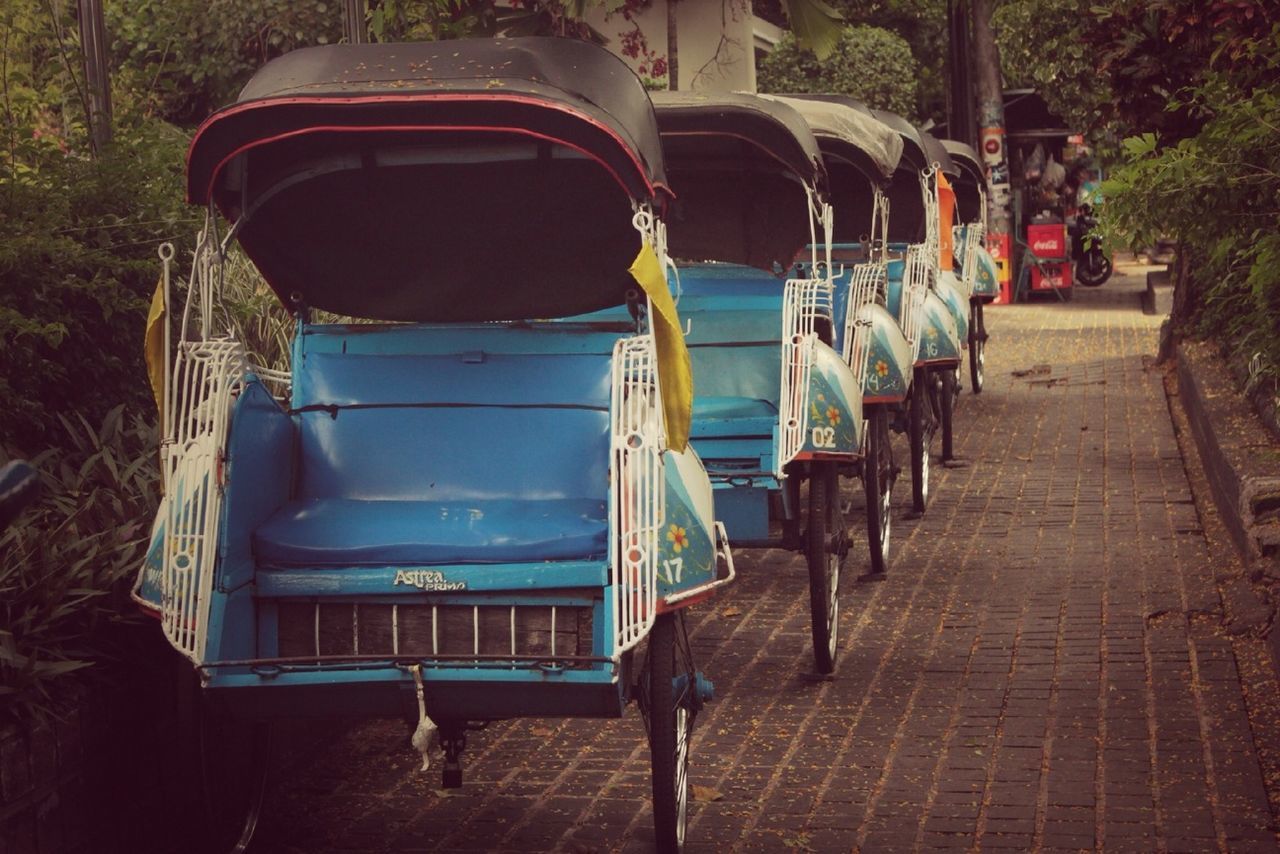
[
  {"left": 676, "top": 266, "right": 785, "bottom": 459},
  {"left": 251, "top": 345, "right": 613, "bottom": 568}
]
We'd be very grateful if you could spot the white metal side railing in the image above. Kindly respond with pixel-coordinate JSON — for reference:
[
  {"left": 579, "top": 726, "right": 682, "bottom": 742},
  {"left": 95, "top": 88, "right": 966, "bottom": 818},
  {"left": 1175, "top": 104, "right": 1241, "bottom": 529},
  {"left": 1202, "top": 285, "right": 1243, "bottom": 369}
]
[
  {"left": 779, "top": 276, "right": 833, "bottom": 474},
  {"left": 842, "top": 262, "right": 885, "bottom": 390},
  {"left": 609, "top": 334, "right": 665, "bottom": 656},
  {"left": 958, "top": 225, "right": 982, "bottom": 298},
  {"left": 870, "top": 189, "right": 891, "bottom": 265},
  {"left": 901, "top": 244, "right": 931, "bottom": 361},
  {"left": 921, "top": 167, "right": 941, "bottom": 274},
  {"left": 162, "top": 337, "right": 244, "bottom": 662}
]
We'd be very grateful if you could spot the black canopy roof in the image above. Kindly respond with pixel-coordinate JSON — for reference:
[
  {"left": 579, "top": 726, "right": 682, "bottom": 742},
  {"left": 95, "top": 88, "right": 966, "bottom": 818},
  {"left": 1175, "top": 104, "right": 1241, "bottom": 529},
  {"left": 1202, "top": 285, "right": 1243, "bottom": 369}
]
[
  {"left": 871, "top": 110, "right": 928, "bottom": 173},
  {"left": 871, "top": 110, "right": 929, "bottom": 243},
  {"left": 185, "top": 37, "right": 669, "bottom": 322},
  {"left": 651, "top": 91, "right": 828, "bottom": 272},
  {"left": 920, "top": 130, "right": 959, "bottom": 177},
  {"left": 942, "top": 140, "right": 985, "bottom": 223},
  {"left": 650, "top": 91, "right": 825, "bottom": 188},
  {"left": 942, "top": 140, "right": 984, "bottom": 186},
  {"left": 764, "top": 94, "right": 901, "bottom": 185}
]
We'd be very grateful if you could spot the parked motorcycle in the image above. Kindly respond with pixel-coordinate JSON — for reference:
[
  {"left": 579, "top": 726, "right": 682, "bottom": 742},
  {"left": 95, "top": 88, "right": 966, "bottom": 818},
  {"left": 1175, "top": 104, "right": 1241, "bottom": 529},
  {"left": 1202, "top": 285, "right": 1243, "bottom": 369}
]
[{"left": 1071, "top": 204, "right": 1112, "bottom": 287}]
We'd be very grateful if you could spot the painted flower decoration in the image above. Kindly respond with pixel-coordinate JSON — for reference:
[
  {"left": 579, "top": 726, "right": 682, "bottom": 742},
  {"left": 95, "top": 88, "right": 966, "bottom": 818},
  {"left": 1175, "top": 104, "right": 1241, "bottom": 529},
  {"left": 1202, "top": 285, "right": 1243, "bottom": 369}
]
[
  {"left": 875, "top": 360, "right": 889, "bottom": 377},
  {"left": 826, "top": 406, "right": 841, "bottom": 425},
  {"left": 667, "top": 524, "right": 688, "bottom": 553}
]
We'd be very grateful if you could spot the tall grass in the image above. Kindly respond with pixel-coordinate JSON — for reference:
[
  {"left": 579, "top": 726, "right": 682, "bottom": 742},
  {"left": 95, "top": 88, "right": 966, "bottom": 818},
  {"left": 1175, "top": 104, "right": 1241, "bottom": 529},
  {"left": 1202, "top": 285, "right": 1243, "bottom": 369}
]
[{"left": 0, "top": 406, "right": 159, "bottom": 722}]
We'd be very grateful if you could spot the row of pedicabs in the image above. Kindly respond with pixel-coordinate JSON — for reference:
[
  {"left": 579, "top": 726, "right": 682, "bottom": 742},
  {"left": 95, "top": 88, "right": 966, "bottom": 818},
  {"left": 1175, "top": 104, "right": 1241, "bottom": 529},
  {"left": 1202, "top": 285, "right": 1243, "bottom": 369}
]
[{"left": 133, "top": 37, "right": 1002, "bottom": 852}]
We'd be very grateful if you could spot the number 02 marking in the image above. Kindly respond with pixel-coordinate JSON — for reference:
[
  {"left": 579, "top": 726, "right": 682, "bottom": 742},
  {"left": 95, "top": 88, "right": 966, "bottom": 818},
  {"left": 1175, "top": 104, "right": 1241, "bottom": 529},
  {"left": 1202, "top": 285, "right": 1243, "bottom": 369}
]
[{"left": 811, "top": 426, "right": 836, "bottom": 448}]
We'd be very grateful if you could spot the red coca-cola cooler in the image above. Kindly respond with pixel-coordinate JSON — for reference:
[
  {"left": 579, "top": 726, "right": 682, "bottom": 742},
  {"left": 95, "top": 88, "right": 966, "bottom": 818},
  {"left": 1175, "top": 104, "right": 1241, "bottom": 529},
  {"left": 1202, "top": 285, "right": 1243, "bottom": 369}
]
[{"left": 1026, "top": 221, "right": 1073, "bottom": 292}]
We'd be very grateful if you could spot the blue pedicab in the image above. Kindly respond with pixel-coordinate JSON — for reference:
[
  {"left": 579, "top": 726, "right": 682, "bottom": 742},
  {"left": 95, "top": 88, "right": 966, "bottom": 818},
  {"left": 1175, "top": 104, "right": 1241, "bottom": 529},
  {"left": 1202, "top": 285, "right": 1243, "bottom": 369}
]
[
  {"left": 943, "top": 140, "right": 1001, "bottom": 393},
  {"left": 132, "top": 37, "right": 734, "bottom": 853},
  {"left": 869, "top": 110, "right": 965, "bottom": 513},
  {"left": 762, "top": 95, "right": 910, "bottom": 576},
  {"left": 648, "top": 92, "right": 863, "bottom": 673},
  {"left": 919, "top": 130, "right": 973, "bottom": 462}
]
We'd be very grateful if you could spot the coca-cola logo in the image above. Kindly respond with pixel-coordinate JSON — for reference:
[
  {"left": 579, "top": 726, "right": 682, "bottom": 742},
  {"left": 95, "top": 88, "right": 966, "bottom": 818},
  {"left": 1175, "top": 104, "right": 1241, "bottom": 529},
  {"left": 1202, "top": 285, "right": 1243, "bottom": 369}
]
[{"left": 1032, "top": 238, "right": 1060, "bottom": 252}]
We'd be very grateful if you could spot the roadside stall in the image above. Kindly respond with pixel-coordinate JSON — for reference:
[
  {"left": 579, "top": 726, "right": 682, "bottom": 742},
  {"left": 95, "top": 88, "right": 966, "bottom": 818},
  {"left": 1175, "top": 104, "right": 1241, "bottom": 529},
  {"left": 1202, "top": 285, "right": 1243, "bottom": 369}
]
[{"left": 1003, "top": 89, "right": 1075, "bottom": 300}]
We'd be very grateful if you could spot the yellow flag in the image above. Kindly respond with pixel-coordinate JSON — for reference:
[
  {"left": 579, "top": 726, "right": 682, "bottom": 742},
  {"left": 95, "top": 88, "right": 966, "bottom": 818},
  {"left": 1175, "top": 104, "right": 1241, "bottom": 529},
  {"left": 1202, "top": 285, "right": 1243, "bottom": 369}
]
[
  {"left": 145, "top": 278, "right": 165, "bottom": 417},
  {"left": 628, "top": 242, "right": 692, "bottom": 452}
]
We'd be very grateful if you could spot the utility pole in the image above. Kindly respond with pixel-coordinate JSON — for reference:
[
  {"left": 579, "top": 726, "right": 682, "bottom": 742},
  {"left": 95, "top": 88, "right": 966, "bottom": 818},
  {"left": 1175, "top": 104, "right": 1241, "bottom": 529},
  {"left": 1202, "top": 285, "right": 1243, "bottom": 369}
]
[
  {"left": 666, "top": 1, "right": 678, "bottom": 90},
  {"left": 344, "top": 0, "right": 368, "bottom": 44},
  {"left": 971, "top": 0, "right": 1009, "bottom": 235},
  {"left": 77, "top": 0, "right": 112, "bottom": 156},
  {"left": 945, "top": 0, "right": 976, "bottom": 148}
]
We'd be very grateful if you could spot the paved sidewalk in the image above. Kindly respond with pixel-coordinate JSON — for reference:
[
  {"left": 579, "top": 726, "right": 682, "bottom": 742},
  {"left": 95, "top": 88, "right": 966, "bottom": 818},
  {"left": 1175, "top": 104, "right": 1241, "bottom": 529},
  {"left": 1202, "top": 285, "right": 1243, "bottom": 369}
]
[{"left": 255, "top": 268, "right": 1280, "bottom": 853}]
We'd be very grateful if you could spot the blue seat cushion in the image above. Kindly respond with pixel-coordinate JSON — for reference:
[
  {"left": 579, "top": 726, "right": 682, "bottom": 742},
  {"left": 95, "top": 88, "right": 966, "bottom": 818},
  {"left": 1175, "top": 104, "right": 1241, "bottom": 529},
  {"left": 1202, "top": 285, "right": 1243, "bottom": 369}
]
[{"left": 253, "top": 497, "right": 608, "bottom": 567}]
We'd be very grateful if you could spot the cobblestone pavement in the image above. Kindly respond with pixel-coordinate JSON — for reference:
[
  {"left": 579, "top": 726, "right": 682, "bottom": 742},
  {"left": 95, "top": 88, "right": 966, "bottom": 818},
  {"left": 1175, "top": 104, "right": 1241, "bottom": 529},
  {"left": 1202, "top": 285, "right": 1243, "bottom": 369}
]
[{"left": 254, "top": 267, "right": 1280, "bottom": 853}]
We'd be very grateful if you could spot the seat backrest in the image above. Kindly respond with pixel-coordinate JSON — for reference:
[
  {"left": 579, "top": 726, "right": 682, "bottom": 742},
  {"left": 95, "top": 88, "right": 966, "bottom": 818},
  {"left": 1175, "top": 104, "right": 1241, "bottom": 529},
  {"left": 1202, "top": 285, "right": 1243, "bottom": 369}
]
[
  {"left": 291, "top": 343, "right": 613, "bottom": 503},
  {"left": 676, "top": 266, "right": 784, "bottom": 406}
]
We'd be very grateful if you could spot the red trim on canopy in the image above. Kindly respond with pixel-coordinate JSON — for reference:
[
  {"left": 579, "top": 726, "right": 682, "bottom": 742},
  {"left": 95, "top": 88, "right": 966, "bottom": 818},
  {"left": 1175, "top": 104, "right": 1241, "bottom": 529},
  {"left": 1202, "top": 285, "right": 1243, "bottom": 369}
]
[
  {"left": 186, "top": 92, "right": 660, "bottom": 204},
  {"left": 197, "top": 124, "right": 638, "bottom": 212}
]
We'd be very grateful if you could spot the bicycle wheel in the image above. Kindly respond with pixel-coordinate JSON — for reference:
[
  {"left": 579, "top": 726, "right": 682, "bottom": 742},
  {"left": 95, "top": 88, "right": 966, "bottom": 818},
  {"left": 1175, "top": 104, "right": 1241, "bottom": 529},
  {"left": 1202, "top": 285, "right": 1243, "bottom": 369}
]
[{"left": 807, "top": 462, "right": 845, "bottom": 673}]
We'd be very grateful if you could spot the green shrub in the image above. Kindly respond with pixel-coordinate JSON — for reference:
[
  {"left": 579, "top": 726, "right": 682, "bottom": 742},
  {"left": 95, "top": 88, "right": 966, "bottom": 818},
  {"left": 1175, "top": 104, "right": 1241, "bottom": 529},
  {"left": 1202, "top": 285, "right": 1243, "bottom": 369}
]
[
  {"left": 0, "top": 120, "right": 189, "bottom": 455},
  {"left": 1104, "top": 73, "right": 1280, "bottom": 391},
  {"left": 757, "top": 25, "right": 918, "bottom": 119},
  {"left": 0, "top": 406, "right": 160, "bottom": 722}
]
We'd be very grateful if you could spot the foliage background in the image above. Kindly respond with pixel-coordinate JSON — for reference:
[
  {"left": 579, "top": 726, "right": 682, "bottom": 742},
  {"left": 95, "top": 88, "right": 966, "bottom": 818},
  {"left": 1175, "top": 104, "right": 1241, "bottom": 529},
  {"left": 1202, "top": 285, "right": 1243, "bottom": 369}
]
[
  {"left": 757, "top": 25, "right": 918, "bottom": 117},
  {"left": 5, "top": 0, "right": 1277, "bottom": 721},
  {"left": 1089, "top": 2, "right": 1280, "bottom": 397}
]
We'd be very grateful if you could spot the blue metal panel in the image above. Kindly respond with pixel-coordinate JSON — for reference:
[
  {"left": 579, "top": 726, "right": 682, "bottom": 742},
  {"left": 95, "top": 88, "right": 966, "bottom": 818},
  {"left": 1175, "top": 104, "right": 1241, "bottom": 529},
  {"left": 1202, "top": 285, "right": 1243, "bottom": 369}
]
[
  {"left": 710, "top": 483, "right": 771, "bottom": 540},
  {"left": 219, "top": 379, "right": 295, "bottom": 593},
  {"left": 936, "top": 273, "right": 970, "bottom": 343},
  {"left": 972, "top": 246, "right": 1000, "bottom": 298},
  {"left": 918, "top": 294, "right": 962, "bottom": 363},
  {"left": 656, "top": 458, "right": 716, "bottom": 598},
  {"left": 300, "top": 322, "right": 626, "bottom": 357},
  {"left": 294, "top": 351, "right": 613, "bottom": 409},
  {"left": 885, "top": 258, "right": 906, "bottom": 321},
  {"left": 206, "top": 586, "right": 256, "bottom": 661},
  {"left": 861, "top": 306, "right": 912, "bottom": 402},
  {"left": 800, "top": 355, "right": 860, "bottom": 455},
  {"left": 693, "top": 438, "right": 775, "bottom": 472},
  {"left": 254, "top": 560, "right": 609, "bottom": 597},
  {"left": 676, "top": 263, "right": 786, "bottom": 296}
]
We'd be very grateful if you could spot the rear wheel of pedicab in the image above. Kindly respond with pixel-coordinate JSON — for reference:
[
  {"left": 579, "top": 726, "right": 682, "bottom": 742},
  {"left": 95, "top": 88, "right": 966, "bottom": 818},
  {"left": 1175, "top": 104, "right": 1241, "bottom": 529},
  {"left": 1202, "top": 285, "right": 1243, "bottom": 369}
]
[
  {"left": 173, "top": 656, "right": 271, "bottom": 854},
  {"left": 807, "top": 462, "right": 845, "bottom": 674},
  {"left": 863, "top": 407, "right": 894, "bottom": 575},
  {"left": 647, "top": 612, "right": 694, "bottom": 853},
  {"left": 909, "top": 366, "right": 932, "bottom": 514},
  {"left": 940, "top": 367, "right": 957, "bottom": 463},
  {"left": 968, "top": 302, "right": 985, "bottom": 394}
]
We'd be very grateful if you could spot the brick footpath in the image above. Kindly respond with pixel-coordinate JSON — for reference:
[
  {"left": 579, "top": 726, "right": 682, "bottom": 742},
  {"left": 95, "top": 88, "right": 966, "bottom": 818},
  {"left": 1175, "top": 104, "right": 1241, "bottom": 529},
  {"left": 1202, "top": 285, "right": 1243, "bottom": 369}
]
[{"left": 252, "top": 269, "right": 1280, "bottom": 853}]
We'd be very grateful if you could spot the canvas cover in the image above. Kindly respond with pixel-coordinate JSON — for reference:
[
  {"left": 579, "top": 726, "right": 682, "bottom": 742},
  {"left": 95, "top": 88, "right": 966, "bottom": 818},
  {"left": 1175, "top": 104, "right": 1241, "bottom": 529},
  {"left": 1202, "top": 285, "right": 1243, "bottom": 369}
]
[{"left": 762, "top": 94, "right": 903, "bottom": 184}]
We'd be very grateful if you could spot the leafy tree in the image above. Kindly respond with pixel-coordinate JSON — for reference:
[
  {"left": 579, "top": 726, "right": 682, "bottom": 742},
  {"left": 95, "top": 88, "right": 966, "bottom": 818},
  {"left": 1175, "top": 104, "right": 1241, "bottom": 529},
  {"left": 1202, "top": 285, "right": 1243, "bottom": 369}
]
[
  {"left": 1099, "top": 1, "right": 1280, "bottom": 389},
  {"left": 757, "top": 25, "right": 918, "bottom": 118},
  {"left": 827, "top": 0, "right": 946, "bottom": 120},
  {"left": 106, "top": 0, "right": 342, "bottom": 125},
  {"left": 992, "top": 0, "right": 1111, "bottom": 134}
]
